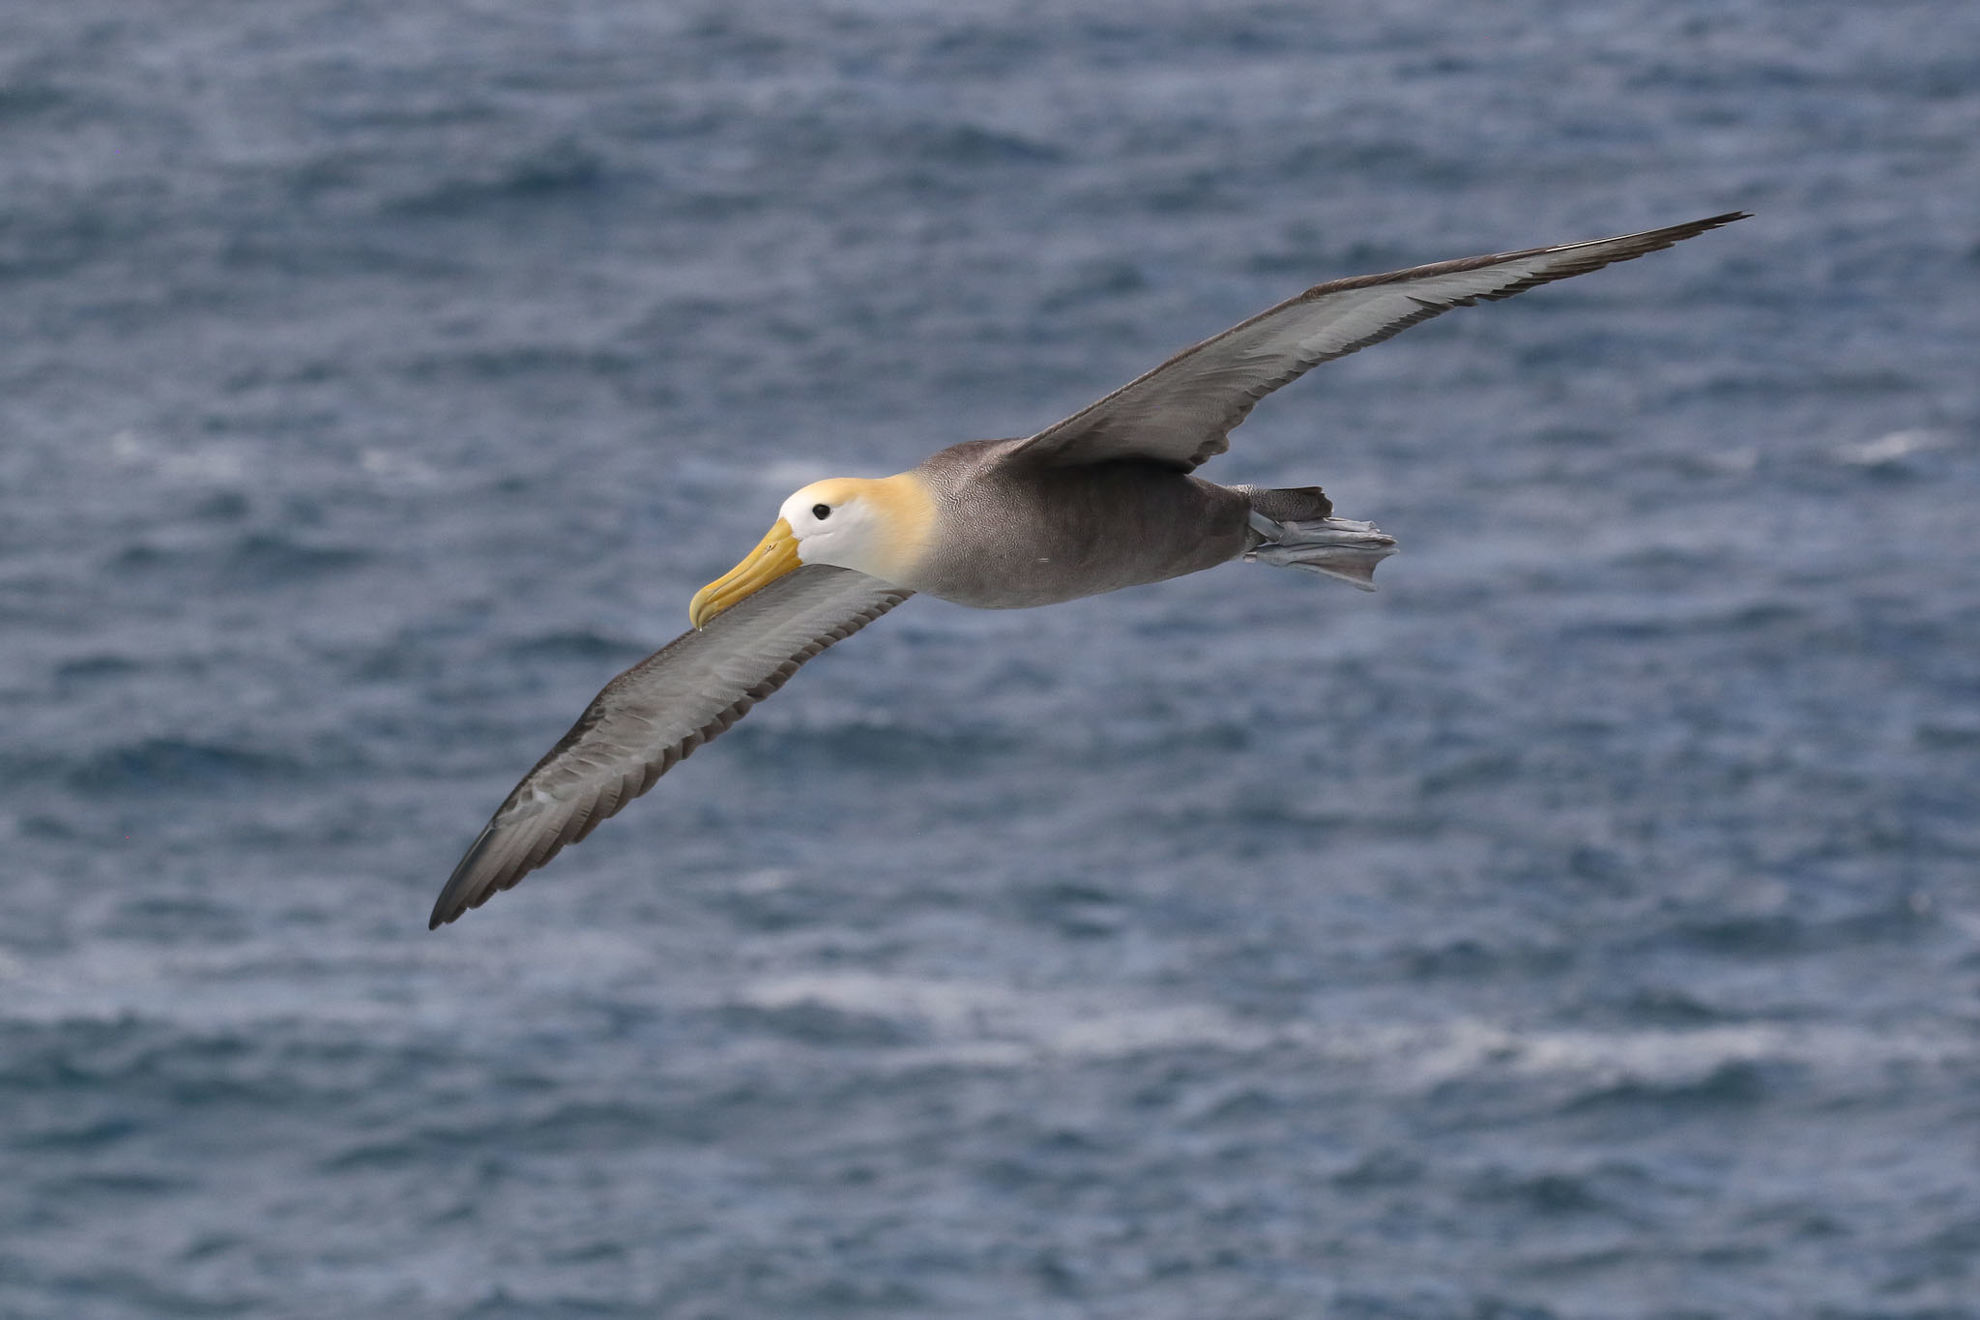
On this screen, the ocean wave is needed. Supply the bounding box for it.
[61,738,306,796]
[108,531,372,589]
[382,137,610,217]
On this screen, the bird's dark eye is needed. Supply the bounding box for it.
[811,503,831,520]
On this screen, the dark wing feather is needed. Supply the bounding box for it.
[430,565,912,928]
[1011,212,1749,472]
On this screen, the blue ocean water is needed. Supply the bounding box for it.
[3,1,1978,1316]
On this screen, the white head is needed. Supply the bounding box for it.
[689,474,935,627]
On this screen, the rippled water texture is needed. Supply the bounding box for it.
[4,2,1978,1316]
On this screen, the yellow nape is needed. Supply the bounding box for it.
[796,471,938,581]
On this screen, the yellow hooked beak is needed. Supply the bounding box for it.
[689,518,801,628]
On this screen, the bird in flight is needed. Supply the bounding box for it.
[431,210,1748,928]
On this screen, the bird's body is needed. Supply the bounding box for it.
[430,211,1748,928]
[906,440,1252,609]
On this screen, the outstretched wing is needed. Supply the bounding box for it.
[1011,212,1749,472]
[431,565,913,927]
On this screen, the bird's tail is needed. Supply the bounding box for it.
[1240,487,1398,591]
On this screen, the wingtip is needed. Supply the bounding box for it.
[428,858,502,931]
[428,818,503,931]
[428,872,499,929]
[427,885,467,931]
[1670,210,1751,236]
[1639,211,1750,244]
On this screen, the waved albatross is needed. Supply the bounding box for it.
[431,211,1747,928]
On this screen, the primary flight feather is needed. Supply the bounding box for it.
[431,211,1747,928]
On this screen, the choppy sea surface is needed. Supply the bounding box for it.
[4,3,1978,1317]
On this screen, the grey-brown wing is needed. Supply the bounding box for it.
[1011,212,1749,472]
[430,565,913,928]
